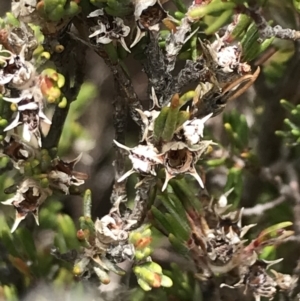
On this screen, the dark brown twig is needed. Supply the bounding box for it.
[42,34,86,150]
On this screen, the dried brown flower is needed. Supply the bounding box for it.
[2,178,51,232]
[48,154,87,194]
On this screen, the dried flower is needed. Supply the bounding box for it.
[181,113,213,146]
[136,87,161,142]
[73,213,134,283]
[11,0,39,24]
[3,91,51,147]
[271,269,298,292]
[131,0,168,47]
[7,23,38,58]
[2,178,51,233]
[187,191,263,277]
[202,35,250,78]
[1,134,35,171]
[159,140,213,191]
[48,154,87,194]
[95,214,129,252]
[221,259,288,301]
[0,47,36,89]
[88,9,131,52]
[192,39,260,118]
[114,141,163,182]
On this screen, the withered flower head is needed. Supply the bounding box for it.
[73,213,133,283]
[202,35,250,77]
[136,108,160,142]
[221,259,285,301]
[7,23,38,58]
[188,200,256,275]
[11,0,39,24]
[136,87,161,142]
[0,46,36,89]
[88,9,131,52]
[95,214,129,252]
[3,91,51,147]
[204,226,244,274]
[271,269,298,292]
[2,178,51,233]
[114,140,163,182]
[159,140,213,191]
[48,154,87,194]
[209,35,243,73]
[131,0,168,47]
[182,113,213,146]
[1,134,35,171]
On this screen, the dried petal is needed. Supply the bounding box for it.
[2,178,51,232]
[0,47,36,89]
[1,134,34,171]
[88,10,131,52]
[114,140,162,181]
[182,113,213,145]
[48,154,87,194]
[131,0,168,47]
[159,140,213,191]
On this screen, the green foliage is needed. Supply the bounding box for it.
[276,99,300,146]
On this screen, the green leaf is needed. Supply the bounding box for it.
[158,195,190,237]
[169,234,189,255]
[165,213,189,241]
[15,228,37,262]
[151,206,174,235]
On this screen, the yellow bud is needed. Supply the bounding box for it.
[58,97,67,108]
[41,52,51,60]
[10,103,17,111]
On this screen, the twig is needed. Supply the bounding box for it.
[243,195,286,216]
[174,58,207,93]
[42,35,86,149]
[142,33,173,105]
[165,16,194,72]
[240,1,300,40]
[127,176,156,231]
[110,93,128,210]
[286,163,300,236]
[98,54,144,129]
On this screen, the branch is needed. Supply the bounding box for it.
[96,53,144,129]
[243,195,286,216]
[110,93,128,210]
[142,33,173,105]
[240,1,300,40]
[42,34,86,150]
[128,176,156,231]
